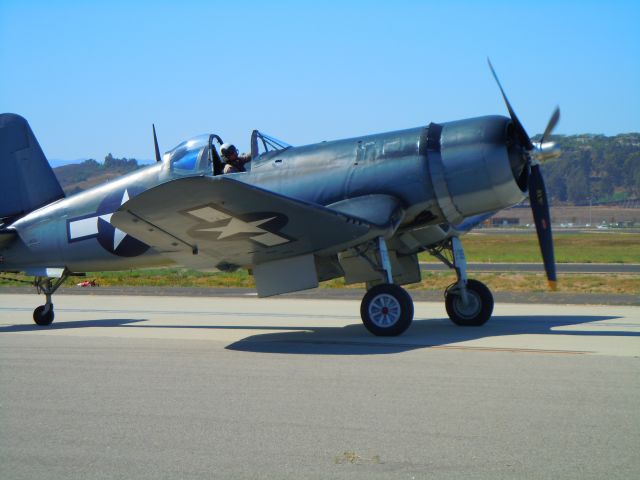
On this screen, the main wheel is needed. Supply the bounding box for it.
[33,305,54,326]
[445,279,493,326]
[360,284,414,336]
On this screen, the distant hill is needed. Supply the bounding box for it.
[49,158,154,168]
[48,158,92,168]
[540,133,640,205]
[52,134,640,205]
[53,154,143,195]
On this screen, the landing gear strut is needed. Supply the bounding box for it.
[33,270,69,326]
[359,237,414,336]
[430,237,494,326]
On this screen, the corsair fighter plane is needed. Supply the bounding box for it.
[0,63,560,336]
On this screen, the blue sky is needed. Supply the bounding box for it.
[1,0,638,162]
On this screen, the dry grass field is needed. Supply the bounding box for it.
[2,233,638,295]
[438,232,640,263]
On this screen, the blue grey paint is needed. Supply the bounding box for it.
[0,114,65,219]
[1,114,526,275]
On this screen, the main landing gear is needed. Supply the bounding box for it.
[32,270,69,326]
[359,238,414,336]
[431,237,494,327]
[358,236,494,337]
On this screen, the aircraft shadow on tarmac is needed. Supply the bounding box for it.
[225,314,638,355]
[0,318,147,332]
[2,315,637,356]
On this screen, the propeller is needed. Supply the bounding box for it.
[540,107,560,144]
[488,60,534,151]
[152,124,162,163]
[488,59,560,290]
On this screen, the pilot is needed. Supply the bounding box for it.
[220,143,251,174]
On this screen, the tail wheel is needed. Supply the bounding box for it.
[360,284,414,336]
[445,279,493,326]
[33,305,54,326]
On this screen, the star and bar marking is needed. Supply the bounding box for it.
[67,189,130,251]
[185,205,291,247]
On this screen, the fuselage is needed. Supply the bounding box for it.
[2,115,527,273]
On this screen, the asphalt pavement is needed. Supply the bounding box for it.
[1,294,639,479]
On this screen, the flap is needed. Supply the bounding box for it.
[111,176,384,269]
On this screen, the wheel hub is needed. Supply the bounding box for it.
[453,291,481,319]
[368,293,401,327]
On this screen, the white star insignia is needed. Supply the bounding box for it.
[187,206,290,247]
[199,216,276,239]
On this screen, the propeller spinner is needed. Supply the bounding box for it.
[488,59,560,290]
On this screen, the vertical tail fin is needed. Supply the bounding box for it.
[0,113,65,221]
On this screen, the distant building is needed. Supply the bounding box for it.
[491,217,520,226]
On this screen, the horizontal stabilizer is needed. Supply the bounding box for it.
[111,176,384,268]
[0,114,65,221]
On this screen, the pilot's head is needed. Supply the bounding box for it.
[220,143,238,162]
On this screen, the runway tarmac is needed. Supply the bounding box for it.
[1,294,639,479]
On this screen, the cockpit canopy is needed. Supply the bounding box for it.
[164,135,211,174]
[163,130,291,176]
[250,130,291,158]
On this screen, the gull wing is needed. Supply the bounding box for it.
[111,176,393,270]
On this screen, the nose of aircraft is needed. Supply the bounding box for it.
[435,114,527,219]
[506,122,531,192]
[488,59,560,289]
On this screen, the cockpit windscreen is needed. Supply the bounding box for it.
[164,135,210,173]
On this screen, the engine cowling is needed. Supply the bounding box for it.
[425,115,528,224]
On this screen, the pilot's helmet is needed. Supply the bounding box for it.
[220,143,238,160]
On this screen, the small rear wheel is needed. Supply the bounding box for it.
[33,305,54,326]
[360,284,414,336]
[445,279,493,326]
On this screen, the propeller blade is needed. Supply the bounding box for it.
[528,164,557,290]
[487,59,534,150]
[540,107,560,144]
[152,124,162,163]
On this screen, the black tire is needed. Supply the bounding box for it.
[360,284,414,336]
[445,279,493,326]
[33,305,54,326]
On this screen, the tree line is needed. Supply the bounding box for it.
[542,133,640,204]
